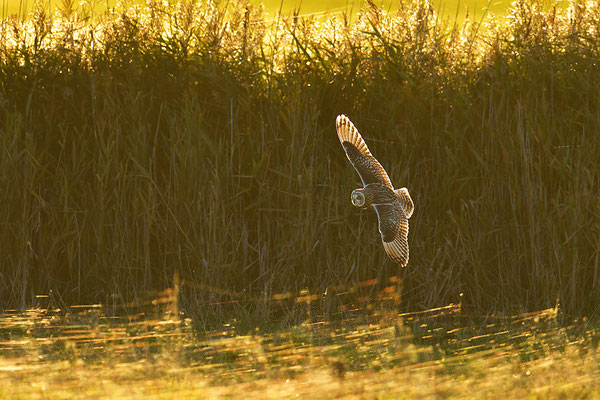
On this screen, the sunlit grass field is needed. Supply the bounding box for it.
[2,297,599,399]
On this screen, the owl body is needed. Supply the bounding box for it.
[352,183,396,208]
[335,115,414,266]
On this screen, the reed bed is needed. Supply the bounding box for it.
[0,0,599,322]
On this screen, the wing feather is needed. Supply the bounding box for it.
[336,115,393,188]
[373,203,410,267]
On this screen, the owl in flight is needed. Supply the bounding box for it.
[335,115,414,267]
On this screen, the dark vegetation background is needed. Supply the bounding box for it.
[0,0,599,322]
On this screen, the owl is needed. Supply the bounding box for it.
[335,115,414,266]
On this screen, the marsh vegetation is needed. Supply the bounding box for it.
[2,0,599,319]
[1,0,600,395]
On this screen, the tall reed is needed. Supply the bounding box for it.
[0,0,599,321]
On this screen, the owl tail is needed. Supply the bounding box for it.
[394,188,414,219]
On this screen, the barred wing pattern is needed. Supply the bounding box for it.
[372,203,410,267]
[394,187,414,219]
[335,115,393,188]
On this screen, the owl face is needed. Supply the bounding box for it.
[351,189,366,208]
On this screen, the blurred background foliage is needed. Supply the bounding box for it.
[2,0,520,21]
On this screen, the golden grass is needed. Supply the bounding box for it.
[1,304,599,399]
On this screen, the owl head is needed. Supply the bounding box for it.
[351,189,366,208]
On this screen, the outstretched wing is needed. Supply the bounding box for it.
[372,203,410,267]
[336,115,393,188]
[394,187,414,219]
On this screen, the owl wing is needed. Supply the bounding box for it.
[394,187,414,219]
[336,115,393,188]
[372,203,409,267]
